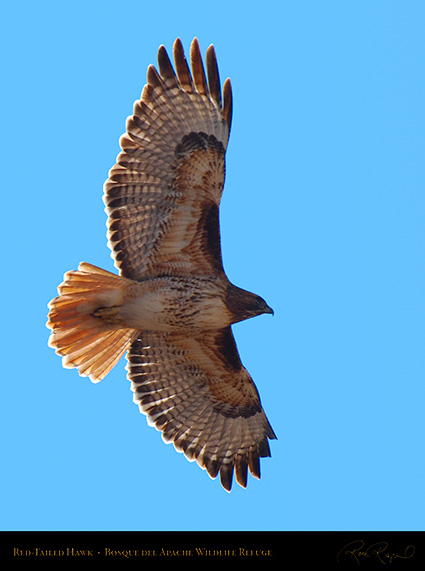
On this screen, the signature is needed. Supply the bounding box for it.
[337,539,415,566]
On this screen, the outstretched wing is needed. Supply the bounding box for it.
[127,329,276,491]
[104,38,233,281]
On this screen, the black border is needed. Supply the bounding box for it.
[1,531,423,567]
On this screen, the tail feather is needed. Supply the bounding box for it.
[47,262,138,383]
[63,328,137,380]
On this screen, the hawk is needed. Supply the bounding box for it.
[47,38,276,491]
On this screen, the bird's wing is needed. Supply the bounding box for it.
[127,329,276,491]
[104,38,232,280]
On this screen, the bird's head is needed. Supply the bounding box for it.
[226,284,274,324]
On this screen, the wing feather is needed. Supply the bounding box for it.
[146,64,164,90]
[157,45,179,87]
[190,37,209,96]
[173,38,195,92]
[127,329,276,491]
[206,44,222,109]
[222,78,233,131]
[104,38,232,280]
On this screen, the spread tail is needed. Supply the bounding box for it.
[47,262,138,382]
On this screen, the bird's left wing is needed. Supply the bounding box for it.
[104,38,233,281]
[127,329,276,491]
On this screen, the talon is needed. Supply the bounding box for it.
[91,306,120,319]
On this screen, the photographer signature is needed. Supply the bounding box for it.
[337,539,415,565]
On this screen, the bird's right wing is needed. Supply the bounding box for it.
[127,329,276,492]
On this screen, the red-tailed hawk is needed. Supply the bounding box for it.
[47,38,276,491]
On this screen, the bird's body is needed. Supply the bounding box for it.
[47,38,275,491]
[118,275,232,332]
[80,271,268,333]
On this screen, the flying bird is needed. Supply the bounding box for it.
[47,38,276,491]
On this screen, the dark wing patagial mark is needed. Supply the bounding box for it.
[199,202,223,272]
[173,131,226,273]
[214,326,243,371]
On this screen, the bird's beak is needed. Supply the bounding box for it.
[264,304,274,316]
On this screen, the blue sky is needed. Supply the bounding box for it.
[1,0,424,532]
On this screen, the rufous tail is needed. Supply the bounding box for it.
[47,262,138,383]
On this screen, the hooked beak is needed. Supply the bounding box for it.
[264,304,274,316]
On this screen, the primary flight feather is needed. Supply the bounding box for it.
[47,38,276,492]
